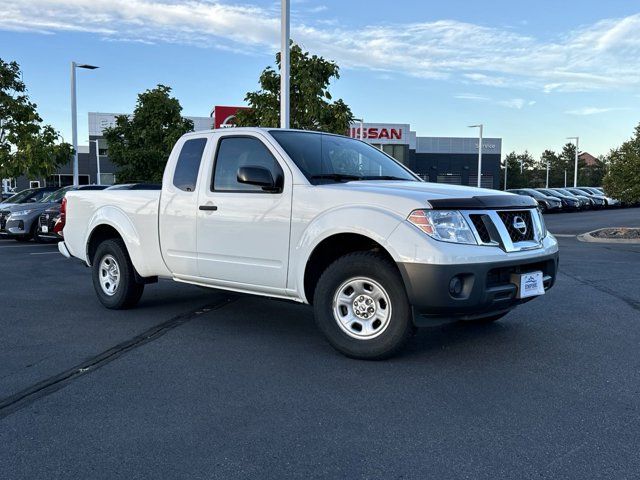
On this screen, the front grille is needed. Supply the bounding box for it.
[0,210,9,231]
[39,211,59,232]
[497,210,534,242]
[469,214,492,243]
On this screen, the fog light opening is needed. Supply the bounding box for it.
[449,276,464,297]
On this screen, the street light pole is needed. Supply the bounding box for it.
[545,161,550,188]
[70,62,98,186]
[567,136,579,187]
[280,0,290,129]
[70,62,78,187]
[468,124,483,188]
[352,118,364,140]
[503,155,507,190]
[94,139,102,185]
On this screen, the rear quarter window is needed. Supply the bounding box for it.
[173,138,208,192]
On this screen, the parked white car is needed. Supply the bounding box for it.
[59,128,559,359]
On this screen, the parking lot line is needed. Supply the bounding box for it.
[30,252,60,255]
[0,243,54,249]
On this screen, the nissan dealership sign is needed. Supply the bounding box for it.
[348,123,410,145]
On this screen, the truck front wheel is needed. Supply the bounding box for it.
[313,251,413,360]
[92,239,144,309]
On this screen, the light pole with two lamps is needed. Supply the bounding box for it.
[566,136,579,188]
[71,61,98,186]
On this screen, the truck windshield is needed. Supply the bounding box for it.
[270,130,418,185]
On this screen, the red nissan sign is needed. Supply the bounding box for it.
[349,127,404,140]
[348,123,410,144]
[213,105,249,129]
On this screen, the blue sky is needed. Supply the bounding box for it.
[2,0,639,158]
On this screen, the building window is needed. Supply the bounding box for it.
[98,148,108,156]
[468,174,494,189]
[46,174,90,187]
[382,144,406,164]
[437,174,462,185]
[99,173,116,185]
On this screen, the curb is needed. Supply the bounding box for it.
[577,228,640,244]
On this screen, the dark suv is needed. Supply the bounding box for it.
[507,189,562,213]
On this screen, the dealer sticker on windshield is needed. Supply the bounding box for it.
[511,271,545,298]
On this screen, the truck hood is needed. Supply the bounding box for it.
[321,180,513,202]
[4,202,56,213]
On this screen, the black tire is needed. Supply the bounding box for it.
[313,251,414,360]
[15,222,37,242]
[461,312,509,324]
[92,238,144,309]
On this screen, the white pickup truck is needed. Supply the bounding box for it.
[60,128,558,359]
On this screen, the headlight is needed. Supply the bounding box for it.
[534,209,547,238]
[407,210,477,245]
[9,209,34,217]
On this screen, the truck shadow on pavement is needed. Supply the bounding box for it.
[195,293,522,362]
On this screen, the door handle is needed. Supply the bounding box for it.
[199,205,218,211]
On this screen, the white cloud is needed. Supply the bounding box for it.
[498,98,525,109]
[454,93,490,102]
[565,107,630,115]
[456,95,535,109]
[2,1,640,92]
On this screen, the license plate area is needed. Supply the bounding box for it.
[510,271,545,298]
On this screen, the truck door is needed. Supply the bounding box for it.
[196,133,292,291]
[159,136,209,276]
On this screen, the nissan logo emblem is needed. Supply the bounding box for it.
[512,216,527,235]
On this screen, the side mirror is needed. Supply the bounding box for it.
[237,166,280,192]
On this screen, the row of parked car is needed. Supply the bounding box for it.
[0,183,619,244]
[0,184,160,243]
[506,187,622,213]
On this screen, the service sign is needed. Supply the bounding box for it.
[348,123,410,145]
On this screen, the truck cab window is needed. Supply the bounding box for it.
[173,138,207,192]
[212,137,284,192]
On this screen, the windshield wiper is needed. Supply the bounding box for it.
[359,175,411,181]
[310,174,363,182]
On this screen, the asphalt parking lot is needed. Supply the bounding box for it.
[1,208,639,479]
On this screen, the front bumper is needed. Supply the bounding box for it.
[397,251,559,324]
[4,217,31,237]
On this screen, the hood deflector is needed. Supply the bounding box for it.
[428,195,537,210]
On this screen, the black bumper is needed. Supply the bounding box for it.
[397,252,559,324]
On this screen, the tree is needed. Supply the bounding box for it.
[104,85,193,183]
[556,142,592,187]
[0,58,72,180]
[603,123,640,203]
[539,149,559,187]
[579,155,606,187]
[234,43,353,134]
[501,151,537,189]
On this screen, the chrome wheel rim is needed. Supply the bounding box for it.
[99,254,120,296]
[332,277,392,340]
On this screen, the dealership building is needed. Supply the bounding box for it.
[7,110,502,191]
[347,123,502,189]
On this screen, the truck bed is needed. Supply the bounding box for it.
[64,190,170,278]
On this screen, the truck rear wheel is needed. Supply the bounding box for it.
[313,251,413,360]
[92,239,144,309]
